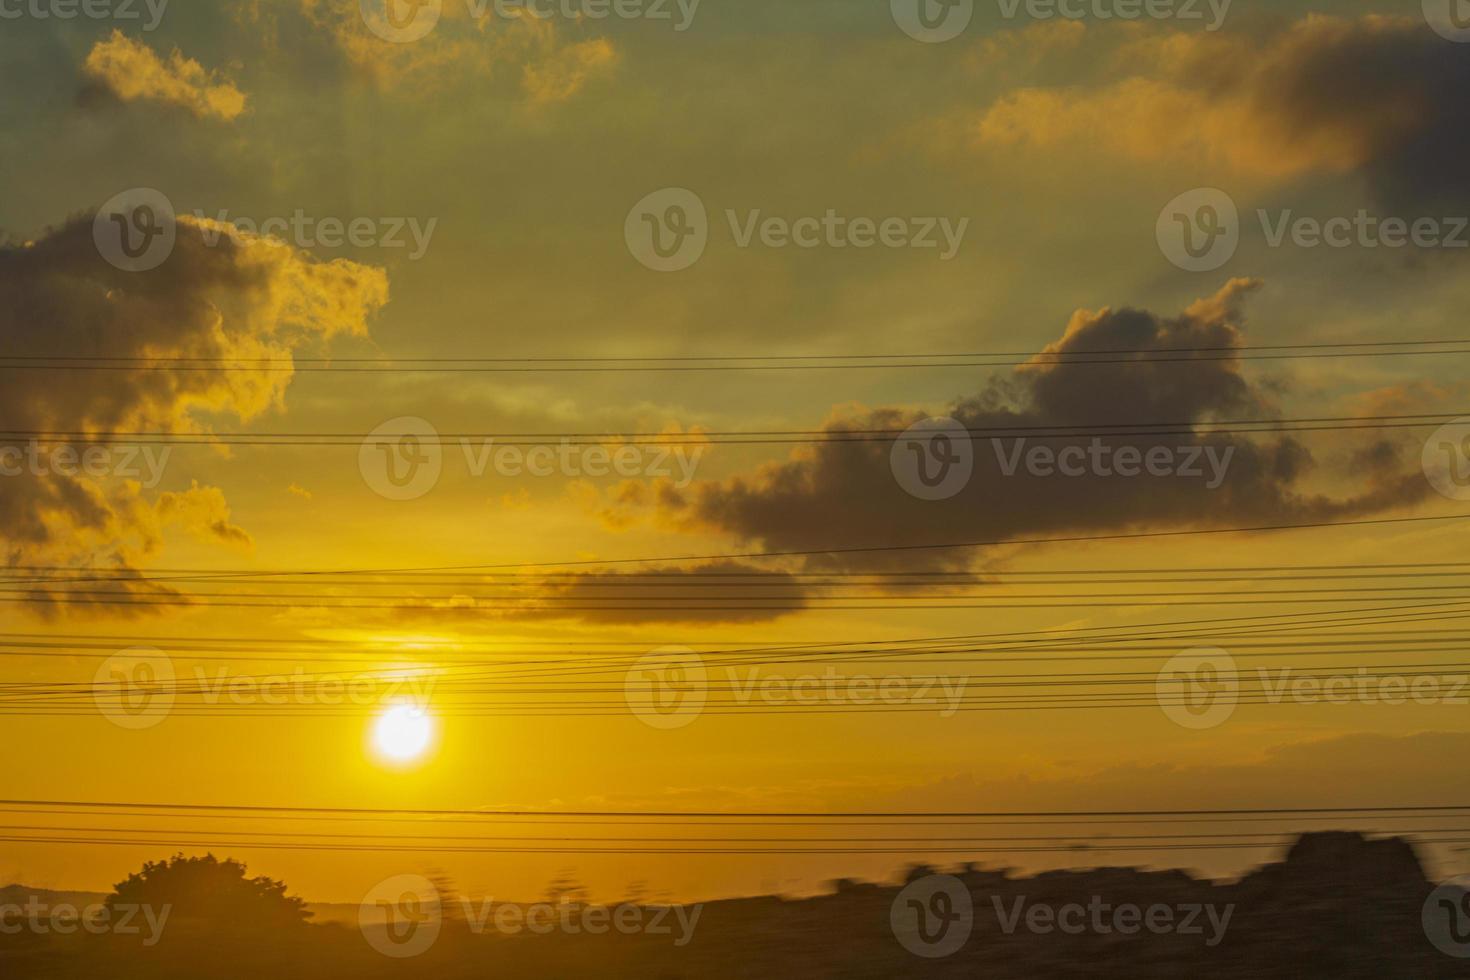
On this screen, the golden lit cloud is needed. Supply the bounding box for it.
[153,481,255,551]
[83,30,248,121]
[521,37,619,105]
[299,0,617,102]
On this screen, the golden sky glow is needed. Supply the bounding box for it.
[3,0,1470,907]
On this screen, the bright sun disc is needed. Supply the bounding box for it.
[373,704,434,763]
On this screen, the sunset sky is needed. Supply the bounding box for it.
[4,0,1470,905]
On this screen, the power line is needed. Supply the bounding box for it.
[2,824,1462,845]
[3,342,1470,373]
[0,413,1462,445]
[7,834,1453,854]
[2,805,1458,822]
[7,584,1470,602]
[5,595,1467,611]
[0,512,1461,585]
[10,558,1470,580]
[6,339,1467,363]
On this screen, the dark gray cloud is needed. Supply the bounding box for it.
[1250,15,1470,211]
[0,208,387,614]
[661,279,1429,571]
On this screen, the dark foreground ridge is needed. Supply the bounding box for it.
[2,832,1468,978]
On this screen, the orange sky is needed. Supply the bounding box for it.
[4,0,1470,905]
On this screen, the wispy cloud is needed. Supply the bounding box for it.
[84,30,248,121]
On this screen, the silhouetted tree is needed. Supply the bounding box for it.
[903,863,938,884]
[107,854,310,929]
[544,868,588,907]
[425,868,464,923]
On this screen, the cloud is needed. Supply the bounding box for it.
[154,482,254,551]
[972,20,1087,76]
[299,0,617,103]
[974,14,1470,207]
[652,279,1429,572]
[83,31,248,121]
[521,37,619,105]
[537,561,808,625]
[290,561,810,630]
[0,208,388,615]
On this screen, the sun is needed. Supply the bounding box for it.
[372,704,435,765]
